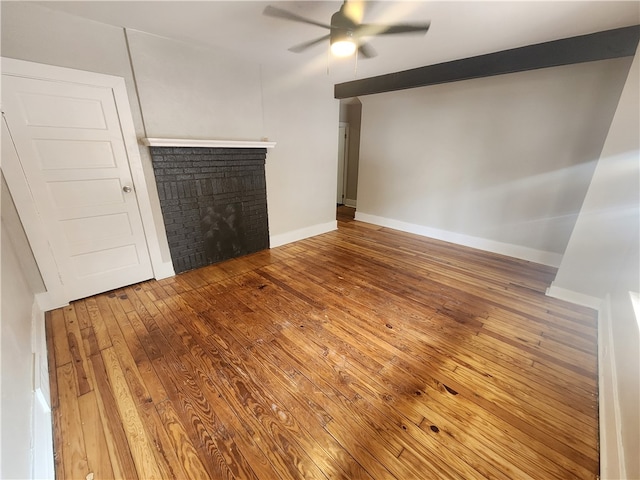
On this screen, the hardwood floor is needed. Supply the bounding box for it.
[46,219,599,479]
[336,205,356,223]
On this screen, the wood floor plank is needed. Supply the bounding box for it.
[154,399,211,480]
[50,308,72,367]
[46,218,599,480]
[95,295,153,405]
[84,297,112,351]
[80,326,101,357]
[73,299,92,330]
[56,363,89,479]
[88,352,139,480]
[78,391,115,479]
[149,354,227,479]
[170,353,262,480]
[117,308,168,404]
[125,284,189,358]
[176,350,290,480]
[136,400,191,480]
[63,304,94,395]
[101,347,164,479]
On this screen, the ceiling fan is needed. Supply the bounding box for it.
[263,1,431,58]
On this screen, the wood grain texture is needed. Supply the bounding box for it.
[47,218,599,479]
[56,363,89,478]
[101,347,165,479]
[78,391,114,479]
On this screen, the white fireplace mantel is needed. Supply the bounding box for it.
[142,138,276,149]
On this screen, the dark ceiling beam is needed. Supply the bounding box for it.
[334,25,640,99]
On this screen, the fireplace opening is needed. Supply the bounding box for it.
[149,146,269,274]
[202,202,244,263]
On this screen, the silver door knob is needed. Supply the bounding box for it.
[123,185,133,193]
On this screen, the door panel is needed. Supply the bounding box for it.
[16,91,108,129]
[48,178,124,210]
[72,244,140,278]
[61,213,132,246]
[2,74,153,302]
[33,139,116,170]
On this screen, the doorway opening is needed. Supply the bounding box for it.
[336,97,362,222]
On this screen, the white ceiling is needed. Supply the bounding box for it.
[36,1,640,82]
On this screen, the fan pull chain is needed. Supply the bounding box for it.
[354,47,359,77]
[327,45,331,76]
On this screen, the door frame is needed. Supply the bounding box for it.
[1,57,172,310]
[337,122,350,205]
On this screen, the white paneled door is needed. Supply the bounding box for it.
[2,67,154,305]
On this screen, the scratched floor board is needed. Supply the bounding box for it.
[46,219,599,479]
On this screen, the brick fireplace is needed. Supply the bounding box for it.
[146,139,274,274]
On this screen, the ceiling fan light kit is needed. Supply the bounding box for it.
[331,32,357,57]
[263,1,430,59]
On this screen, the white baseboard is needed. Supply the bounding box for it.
[545,284,603,310]
[35,290,69,312]
[343,198,357,208]
[31,302,50,409]
[354,212,562,267]
[597,294,626,480]
[153,260,175,280]
[35,260,174,310]
[270,221,337,248]
[31,300,55,480]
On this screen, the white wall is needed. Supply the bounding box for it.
[261,63,339,245]
[125,30,264,140]
[550,50,639,479]
[1,1,339,249]
[356,58,631,264]
[1,174,47,479]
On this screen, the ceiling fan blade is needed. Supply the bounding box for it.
[263,5,331,30]
[356,22,431,37]
[288,34,331,53]
[343,0,365,24]
[358,42,377,59]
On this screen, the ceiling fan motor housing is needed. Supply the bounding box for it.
[263,2,430,58]
[330,6,357,45]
